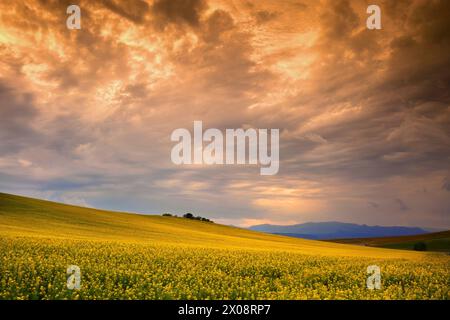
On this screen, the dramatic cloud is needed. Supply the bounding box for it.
[0,0,449,228]
[102,0,150,24]
[152,0,207,27]
[443,177,450,192]
[0,81,40,154]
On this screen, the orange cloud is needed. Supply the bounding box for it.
[0,0,449,228]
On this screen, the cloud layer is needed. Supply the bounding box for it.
[0,0,449,228]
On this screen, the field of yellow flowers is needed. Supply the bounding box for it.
[0,193,449,300]
[1,236,448,300]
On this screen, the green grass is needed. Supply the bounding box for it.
[329,231,450,252]
[381,238,450,252]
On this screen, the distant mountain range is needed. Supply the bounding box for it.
[248,222,432,240]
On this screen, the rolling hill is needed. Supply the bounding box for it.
[0,192,427,259]
[328,230,450,252]
[1,192,449,300]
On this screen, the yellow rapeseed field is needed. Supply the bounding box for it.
[0,193,449,300]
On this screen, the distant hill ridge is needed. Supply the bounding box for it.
[249,221,430,240]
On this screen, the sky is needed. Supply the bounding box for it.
[0,0,449,228]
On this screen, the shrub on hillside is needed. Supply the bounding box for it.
[413,242,427,251]
[183,213,213,223]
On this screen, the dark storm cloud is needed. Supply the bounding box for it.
[442,177,450,192]
[101,0,150,24]
[272,0,450,183]
[152,0,207,27]
[254,11,279,25]
[0,81,40,154]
